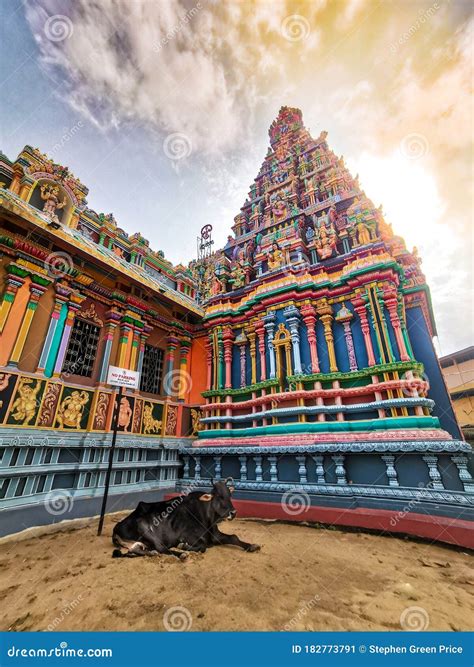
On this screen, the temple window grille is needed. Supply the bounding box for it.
[62,318,101,378]
[140,344,164,395]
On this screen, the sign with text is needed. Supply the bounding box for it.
[106,366,140,389]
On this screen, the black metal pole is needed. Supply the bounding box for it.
[97,385,123,536]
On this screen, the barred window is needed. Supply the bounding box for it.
[140,344,164,395]
[62,317,101,378]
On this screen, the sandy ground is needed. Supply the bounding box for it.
[0,515,472,632]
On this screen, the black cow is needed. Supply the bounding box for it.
[112,478,260,559]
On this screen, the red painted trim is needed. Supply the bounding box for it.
[165,494,474,549]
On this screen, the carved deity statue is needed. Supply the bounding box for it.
[56,390,89,429]
[118,396,133,432]
[40,183,67,221]
[230,262,245,289]
[315,220,338,260]
[268,242,285,270]
[143,403,162,434]
[355,220,372,246]
[10,378,42,426]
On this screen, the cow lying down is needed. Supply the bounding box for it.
[112,478,261,559]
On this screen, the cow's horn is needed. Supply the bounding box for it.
[224,477,234,486]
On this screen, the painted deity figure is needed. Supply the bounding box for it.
[268,242,285,270]
[41,186,66,218]
[355,220,372,246]
[56,390,89,429]
[143,403,162,434]
[315,220,338,260]
[118,397,133,432]
[230,262,245,289]
[10,378,42,425]
[40,183,67,221]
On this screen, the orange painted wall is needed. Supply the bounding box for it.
[188,333,207,405]
[19,284,54,372]
[0,277,31,366]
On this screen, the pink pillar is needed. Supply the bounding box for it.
[384,287,410,362]
[301,304,320,373]
[353,296,376,367]
[223,327,234,389]
[255,320,266,381]
[205,336,213,390]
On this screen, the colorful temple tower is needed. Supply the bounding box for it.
[0,108,472,545]
[181,107,473,544]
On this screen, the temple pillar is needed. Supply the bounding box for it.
[136,324,153,378]
[52,293,86,377]
[335,303,358,371]
[8,282,49,366]
[98,310,122,382]
[353,295,376,367]
[247,328,257,385]
[383,287,411,362]
[178,337,192,401]
[9,165,23,195]
[235,330,248,388]
[216,327,224,390]
[317,301,338,372]
[37,284,71,374]
[116,321,133,368]
[300,303,320,373]
[262,312,276,379]
[0,273,26,334]
[284,304,302,374]
[205,335,213,390]
[164,334,179,396]
[222,327,234,389]
[129,325,142,372]
[254,319,267,381]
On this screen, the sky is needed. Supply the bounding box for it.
[0,0,472,355]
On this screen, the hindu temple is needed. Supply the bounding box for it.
[0,107,472,546]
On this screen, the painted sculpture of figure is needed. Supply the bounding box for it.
[56,390,89,429]
[355,220,372,246]
[10,378,42,426]
[230,261,245,289]
[118,396,133,432]
[142,403,162,434]
[40,183,67,221]
[268,242,285,270]
[315,221,338,260]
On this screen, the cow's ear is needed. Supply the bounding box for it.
[199,493,213,502]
